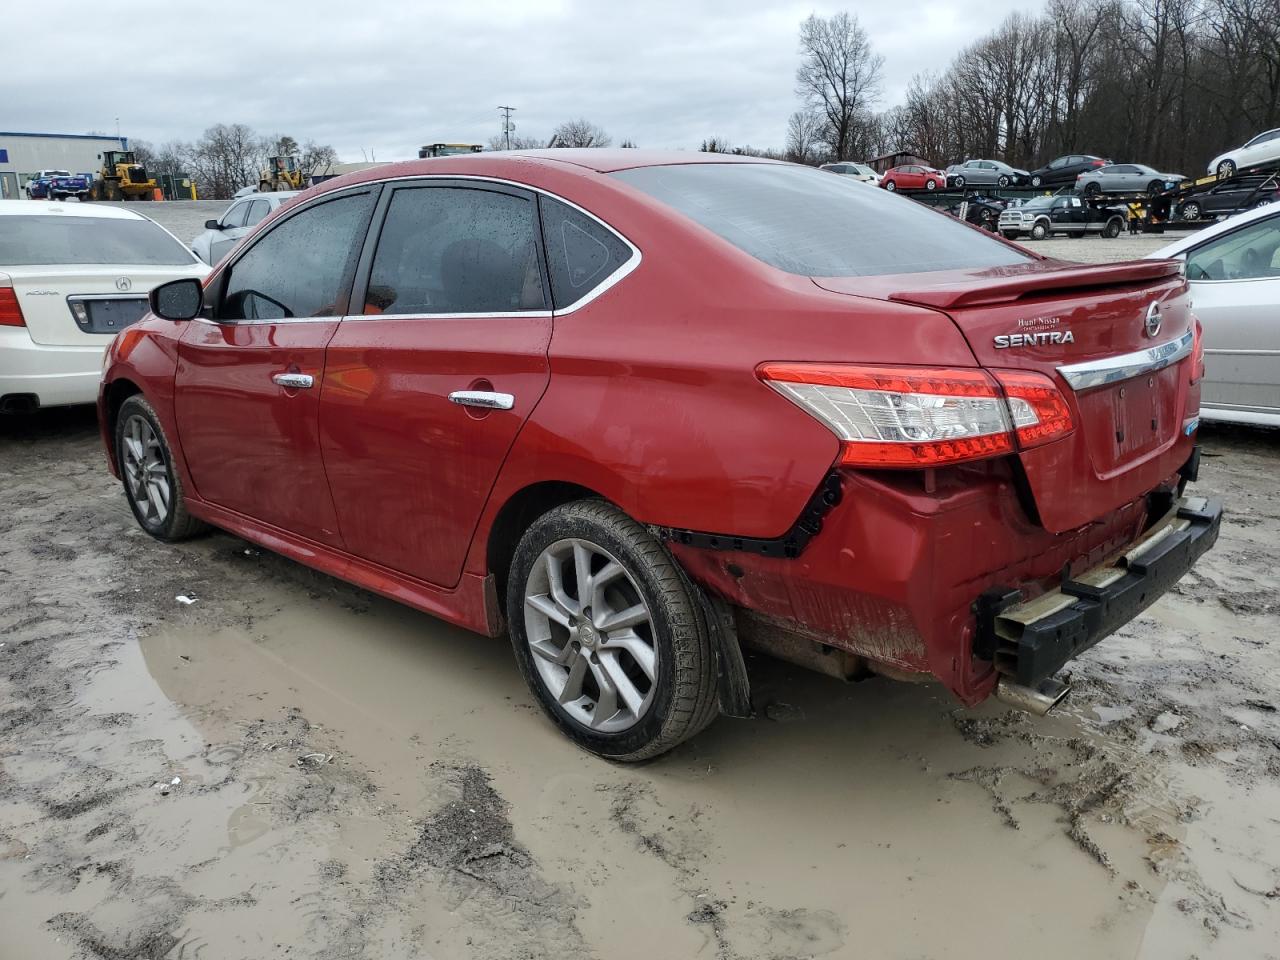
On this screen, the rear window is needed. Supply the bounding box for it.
[0,215,194,266]
[614,163,1030,277]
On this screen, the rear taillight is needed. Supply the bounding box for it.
[991,370,1073,448]
[759,363,1073,468]
[1091,159,1105,167]
[1190,315,1205,383]
[0,287,25,327]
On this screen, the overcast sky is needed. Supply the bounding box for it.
[4,0,1028,161]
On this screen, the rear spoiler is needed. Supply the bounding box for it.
[886,259,1183,309]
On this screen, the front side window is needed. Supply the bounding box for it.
[1187,216,1280,281]
[244,199,270,227]
[0,215,194,266]
[539,196,634,309]
[364,186,544,316]
[221,202,249,228]
[614,163,1031,277]
[221,191,374,321]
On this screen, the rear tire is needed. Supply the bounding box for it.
[1180,201,1202,222]
[1217,159,1236,178]
[115,395,208,542]
[1030,175,1042,188]
[1102,218,1122,238]
[1084,182,1101,196]
[507,500,719,761]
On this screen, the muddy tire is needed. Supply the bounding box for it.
[115,395,208,542]
[507,500,719,761]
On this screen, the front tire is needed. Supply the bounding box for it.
[884,180,897,192]
[507,500,719,761]
[1030,221,1049,240]
[953,175,966,189]
[115,395,207,542]
[997,175,1010,187]
[925,178,937,191]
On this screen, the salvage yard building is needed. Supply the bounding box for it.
[0,131,129,200]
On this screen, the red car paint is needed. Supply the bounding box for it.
[100,150,1208,707]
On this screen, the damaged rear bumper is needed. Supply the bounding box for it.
[976,496,1222,687]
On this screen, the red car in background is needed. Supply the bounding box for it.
[100,151,1219,761]
[880,163,946,192]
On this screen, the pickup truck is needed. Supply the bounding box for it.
[25,170,92,201]
[999,195,1125,240]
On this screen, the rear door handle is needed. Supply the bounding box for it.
[273,372,314,389]
[449,390,514,411]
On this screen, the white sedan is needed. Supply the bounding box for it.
[0,201,209,412]
[190,191,297,265]
[1148,202,1280,427]
[1208,128,1280,178]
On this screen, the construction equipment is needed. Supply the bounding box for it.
[90,151,157,201]
[258,156,305,193]
[417,143,483,159]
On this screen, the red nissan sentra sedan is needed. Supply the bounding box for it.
[100,151,1220,760]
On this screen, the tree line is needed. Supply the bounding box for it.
[133,126,339,199]
[785,0,1280,173]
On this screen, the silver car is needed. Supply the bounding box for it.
[945,159,1028,188]
[1075,163,1184,196]
[190,191,298,265]
[1147,203,1280,427]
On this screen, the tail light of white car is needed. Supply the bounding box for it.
[758,363,1074,468]
[0,287,27,327]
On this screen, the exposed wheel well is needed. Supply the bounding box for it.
[102,379,143,459]
[486,481,603,596]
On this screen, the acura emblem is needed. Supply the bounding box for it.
[115,277,132,292]
[1144,301,1162,338]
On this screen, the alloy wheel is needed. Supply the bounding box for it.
[121,414,171,526]
[523,538,658,733]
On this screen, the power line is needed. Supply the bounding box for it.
[497,106,517,150]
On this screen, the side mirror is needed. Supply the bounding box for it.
[205,219,223,230]
[150,278,204,321]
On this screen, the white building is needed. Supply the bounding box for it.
[0,131,129,199]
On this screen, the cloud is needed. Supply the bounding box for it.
[4,0,1028,160]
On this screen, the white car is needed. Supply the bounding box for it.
[190,191,297,265]
[820,162,880,184]
[0,201,209,412]
[1148,203,1280,427]
[1208,128,1280,178]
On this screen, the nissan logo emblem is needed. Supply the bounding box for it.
[115,277,132,292]
[1144,301,1162,338]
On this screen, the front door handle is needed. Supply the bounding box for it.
[273,372,314,389]
[449,390,514,411]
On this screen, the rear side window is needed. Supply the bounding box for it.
[364,186,545,315]
[539,196,634,309]
[0,215,193,266]
[614,163,1030,277]
[221,192,374,321]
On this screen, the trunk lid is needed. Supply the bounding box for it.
[814,259,1198,533]
[2,264,204,346]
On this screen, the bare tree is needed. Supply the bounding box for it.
[700,136,732,153]
[549,119,612,148]
[298,140,339,180]
[182,124,268,198]
[785,110,826,163]
[486,134,546,150]
[796,12,885,160]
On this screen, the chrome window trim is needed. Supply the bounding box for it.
[210,173,641,324]
[1057,330,1194,391]
[344,173,642,317]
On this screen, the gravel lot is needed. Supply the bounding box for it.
[2,201,1277,960]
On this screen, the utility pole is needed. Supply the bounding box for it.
[497,106,516,150]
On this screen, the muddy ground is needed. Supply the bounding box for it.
[2,398,1279,959]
